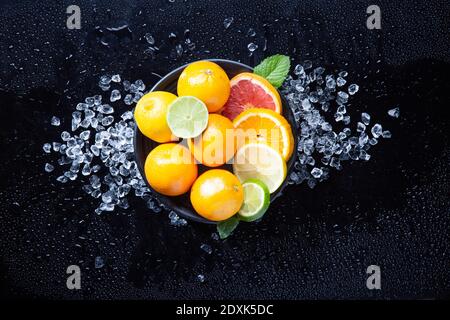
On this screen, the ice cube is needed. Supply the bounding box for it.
[144,33,155,45]
[387,107,400,118]
[43,143,52,153]
[44,163,54,172]
[382,130,392,138]
[357,122,366,132]
[361,112,371,125]
[200,244,212,254]
[348,84,359,95]
[80,130,90,140]
[247,42,258,53]
[371,124,383,138]
[110,90,121,102]
[336,77,346,87]
[111,74,121,83]
[98,104,114,114]
[124,94,133,105]
[223,17,234,29]
[95,256,105,269]
[51,116,61,126]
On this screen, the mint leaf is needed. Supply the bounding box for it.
[253,54,290,88]
[217,216,239,239]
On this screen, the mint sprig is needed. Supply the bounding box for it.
[253,54,290,88]
[217,216,239,239]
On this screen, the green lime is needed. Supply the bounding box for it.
[166,96,209,138]
[238,179,270,222]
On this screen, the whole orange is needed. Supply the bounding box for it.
[190,169,244,221]
[134,91,178,143]
[187,114,236,167]
[177,61,230,112]
[144,143,197,196]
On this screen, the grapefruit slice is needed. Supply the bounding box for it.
[221,72,282,121]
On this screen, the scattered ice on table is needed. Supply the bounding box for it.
[348,83,359,95]
[52,142,61,152]
[123,80,131,91]
[124,94,133,105]
[200,244,212,254]
[294,64,304,75]
[387,107,400,118]
[98,104,114,114]
[144,33,155,45]
[211,233,219,241]
[42,143,52,153]
[336,77,346,87]
[223,17,234,29]
[282,61,396,188]
[79,130,90,140]
[382,130,392,138]
[44,163,54,172]
[361,112,371,125]
[185,38,196,51]
[51,116,61,126]
[95,256,105,269]
[44,75,162,215]
[311,168,323,178]
[197,274,205,283]
[303,60,312,70]
[168,211,187,226]
[134,79,146,92]
[98,75,111,91]
[247,28,256,37]
[247,42,258,54]
[175,44,183,57]
[371,124,383,138]
[111,74,121,83]
[56,175,68,183]
[357,122,366,132]
[110,89,121,102]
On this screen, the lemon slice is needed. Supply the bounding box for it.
[233,143,287,193]
[238,179,270,222]
[167,96,209,138]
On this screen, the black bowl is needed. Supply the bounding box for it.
[134,59,298,224]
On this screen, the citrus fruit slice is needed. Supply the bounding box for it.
[221,72,282,120]
[238,179,270,222]
[190,169,244,221]
[177,61,231,112]
[167,96,209,139]
[233,143,287,194]
[134,91,178,143]
[233,108,294,160]
[144,143,197,196]
[187,114,236,167]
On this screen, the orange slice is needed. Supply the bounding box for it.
[233,108,294,161]
[221,72,282,121]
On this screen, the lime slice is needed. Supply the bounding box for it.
[238,179,270,222]
[233,143,287,193]
[167,96,209,138]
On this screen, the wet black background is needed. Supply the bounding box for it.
[0,0,449,299]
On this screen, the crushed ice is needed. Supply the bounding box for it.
[43,75,165,216]
[281,61,396,188]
